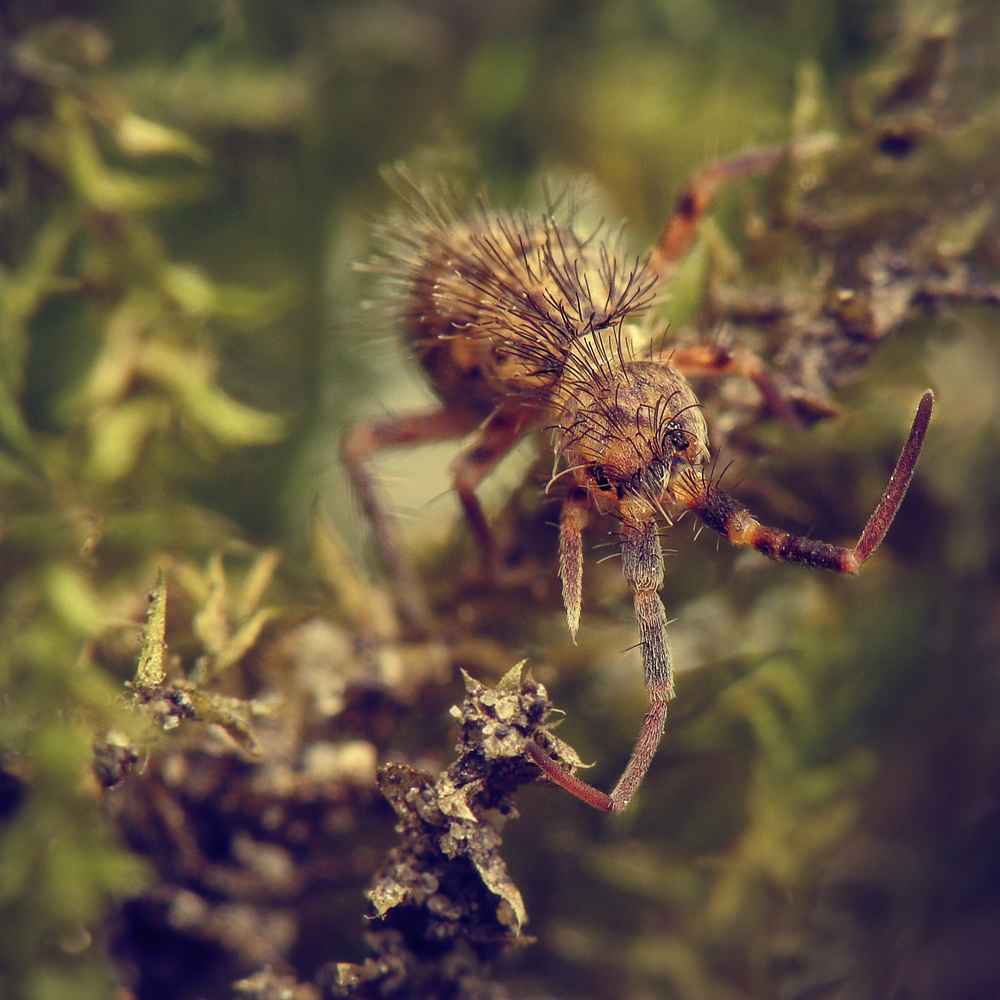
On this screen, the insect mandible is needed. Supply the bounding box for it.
[343,141,934,812]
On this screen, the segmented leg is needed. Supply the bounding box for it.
[648,134,836,284]
[675,390,935,572]
[647,137,839,425]
[666,343,798,424]
[451,406,536,572]
[342,407,484,629]
[529,518,674,813]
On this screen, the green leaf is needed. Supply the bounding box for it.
[134,569,167,692]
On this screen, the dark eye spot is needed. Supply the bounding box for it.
[668,427,689,452]
[588,464,613,492]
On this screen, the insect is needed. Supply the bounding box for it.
[343,142,934,813]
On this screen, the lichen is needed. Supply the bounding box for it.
[331,663,581,997]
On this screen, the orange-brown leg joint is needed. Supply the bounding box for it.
[675,469,860,573]
[676,390,934,576]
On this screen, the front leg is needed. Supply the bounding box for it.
[528,517,673,813]
[665,342,801,426]
[648,135,835,285]
[675,390,934,572]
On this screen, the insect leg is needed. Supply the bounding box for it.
[451,406,535,573]
[675,390,934,572]
[665,342,799,425]
[559,489,590,641]
[609,519,674,811]
[342,407,483,629]
[648,135,835,285]
[526,517,673,813]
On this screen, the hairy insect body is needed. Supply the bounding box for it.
[347,160,933,813]
[400,225,530,417]
[553,355,709,522]
[385,186,708,525]
[382,181,654,414]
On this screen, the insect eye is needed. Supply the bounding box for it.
[588,464,613,492]
[668,427,689,452]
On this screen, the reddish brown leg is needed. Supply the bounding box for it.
[648,135,835,283]
[675,390,934,572]
[666,342,798,425]
[645,137,837,423]
[451,406,535,573]
[528,517,674,813]
[342,407,483,629]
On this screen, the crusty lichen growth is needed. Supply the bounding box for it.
[331,662,582,997]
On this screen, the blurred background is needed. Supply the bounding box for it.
[2,0,1000,998]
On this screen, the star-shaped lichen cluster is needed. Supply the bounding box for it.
[330,662,584,997]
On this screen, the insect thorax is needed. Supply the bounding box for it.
[551,348,710,516]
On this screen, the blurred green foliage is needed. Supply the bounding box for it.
[0,12,293,999]
[1,0,1000,999]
